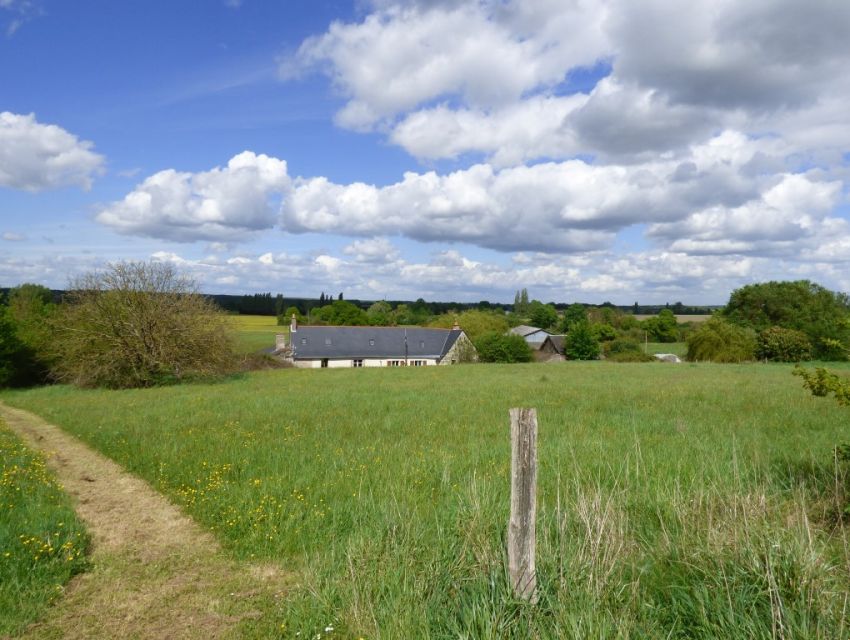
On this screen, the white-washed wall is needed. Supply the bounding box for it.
[294,358,438,368]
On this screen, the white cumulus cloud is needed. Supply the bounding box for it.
[96,151,290,242]
[0,112,104,192]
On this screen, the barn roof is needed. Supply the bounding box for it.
[290,326,464,360]
[544,334,565,353]
[509,325,545,337]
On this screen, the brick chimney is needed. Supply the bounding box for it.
[290,313,298,333]
[452,317,460,331]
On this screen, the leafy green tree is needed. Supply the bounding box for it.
[474,332,533,363]
[564,320,599,360]
[277,306,304,326]
[642,308,679,343]
[311,300,367,326]
[5,284,56,384]
[528,300,558,330]
[428,309,509,342]
[392,304,415,325]
[366,301,393,326]
[686,316,756,363]
[513,289,530,316]
[0,307,27,387]
[723,280,850,359]
[756,327,812,362]
[592,323,617,342]
[560,303,587,333]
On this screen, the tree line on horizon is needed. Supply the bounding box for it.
[2,262,848,389]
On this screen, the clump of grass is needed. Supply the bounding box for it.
[0,420,89,636]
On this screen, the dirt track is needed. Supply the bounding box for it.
[0,402,288,640]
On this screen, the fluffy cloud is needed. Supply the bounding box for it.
[342,237,401,262]
[91,0,850,300]
[96,151,289,242]
[0,112,104,191]
[289,0,609,129]
[390,94,588,167]
[287,0,850,169]
[283,131,823,254]
[285,162,618,252]
[98,129,849,263]
[649,174,843,257]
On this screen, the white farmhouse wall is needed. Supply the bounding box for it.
[294,357,438,368]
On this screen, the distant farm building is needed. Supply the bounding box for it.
[509,325,551,348]
[509,325,566,361]
[537,334,566,362]
[276,316,476,368]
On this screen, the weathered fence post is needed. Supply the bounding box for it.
[508,407,538,603]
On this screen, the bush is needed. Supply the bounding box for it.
[686,316,756,363]
[474,332,533,363]
[51,261,236,388]
[429,310,509,342]
[794,366,850,519]
[606,350,655,362]
[0,307,26,387]
[642,309,679,343]
[794,366,850,405]
[4,284,56,385]
[564,320,600,360]
[592,323,617,342]
[756,326,812,362]
[603,338,654,362]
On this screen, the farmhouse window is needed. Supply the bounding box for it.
[412,360,425,366]
[419,341,425,349]
[369,338,375,346]
[325,338,332,345]
[353,359,364,367]
[388,360,402,367]
[301,338,307,345]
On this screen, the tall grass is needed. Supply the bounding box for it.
[3,362,849,637]
[0,420,89,636]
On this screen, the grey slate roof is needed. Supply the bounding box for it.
[291,326,463,360]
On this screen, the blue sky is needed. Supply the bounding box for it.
[2,1,849,304]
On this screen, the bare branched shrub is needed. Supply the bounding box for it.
[51,261,235,388]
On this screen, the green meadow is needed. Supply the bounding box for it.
[3,362,850,638]
[228,314,285,354]
[0,421,89,636]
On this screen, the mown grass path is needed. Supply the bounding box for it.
[0,402,290,640]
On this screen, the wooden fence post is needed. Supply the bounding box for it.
[508,407,538,602]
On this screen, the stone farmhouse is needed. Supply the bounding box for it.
[276,316,476,368]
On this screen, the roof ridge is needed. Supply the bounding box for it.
[298,324,451,331]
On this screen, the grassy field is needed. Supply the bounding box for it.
[634,314,711,323]
[228,314,284,354]
[0,420,89,636]
[3,362,850,638]
[645,341,688,357]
